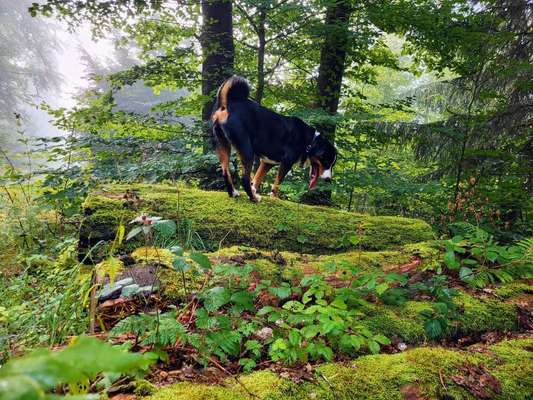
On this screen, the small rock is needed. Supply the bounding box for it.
[121,284,140,297]
[254,327,273,341]
[98,284,123,302]
[138,285,158,296]
[115,277,134,287]
[397,342,407,351]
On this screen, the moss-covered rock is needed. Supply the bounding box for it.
[79,184,434,258]
[147,338,533,400]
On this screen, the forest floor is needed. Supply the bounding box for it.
[80,184,532,400]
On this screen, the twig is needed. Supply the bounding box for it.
[439,368,447,391]
[317,370,339,400]
[208,356,260,399]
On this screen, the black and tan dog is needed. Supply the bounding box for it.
[211,75,337,202]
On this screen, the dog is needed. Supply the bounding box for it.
[211,75,337,203]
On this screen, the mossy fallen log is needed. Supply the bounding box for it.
[147,339,533,400]
[79,184,434,258]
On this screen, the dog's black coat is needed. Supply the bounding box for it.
[211,76,336,202]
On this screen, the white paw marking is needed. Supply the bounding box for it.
[254,194,262,203]
[232,190,240,197]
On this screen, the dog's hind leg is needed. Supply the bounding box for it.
[215,135,239,198]
[238,150,261,203]
[252,160,273,194]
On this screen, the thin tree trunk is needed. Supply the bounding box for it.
[347,159,358,211]
[201,0,235,153]
[255,9,267,104]
[315,0,352,142]
[303,0,351,205]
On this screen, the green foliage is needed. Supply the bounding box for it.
[0,336,154,399]
[111,311,186,349]
[441,224,532,288]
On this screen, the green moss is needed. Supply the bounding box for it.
[360,301,428,344]
[147,339,533,400]
[135,379,157,396]
[493,281,533,299]
[359,292,520,344]
[80,184,435,255]
[455,292,518,335]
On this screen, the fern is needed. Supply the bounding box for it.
[142,313,186,347]
[111,312,186,348]
[110,313,156,338]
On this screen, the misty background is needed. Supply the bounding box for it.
[0,0,186,151]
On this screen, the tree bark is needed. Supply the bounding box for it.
[304,0,351,205]
[315,0,352,141]
[255,8,267,104]
[201,0,235,152]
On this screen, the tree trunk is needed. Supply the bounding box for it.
[201,0,235,153]
[255,8,267,104]
[305,0,351,205]
[315,0,352,141]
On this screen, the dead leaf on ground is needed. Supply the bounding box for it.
[449,362,501,399]
[400,384,428,400]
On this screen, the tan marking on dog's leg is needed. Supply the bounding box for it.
[252,160,273,193]
[217,144,238,197]
[270,164,289,198]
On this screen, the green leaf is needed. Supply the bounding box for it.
[301,325,320,339]
[367,340,380,354]
[0,336,153,391]
[203,287,231,312]
[296,234,308,244]
[288,329,301,347]
[373,334,391,345]
[375,282,389,295]
[126,226,143,241]
[444,251,460,269]
[239,358,256,372]
[189,252,211,270]
[153,220,176,239]
[459,266,473,281]
[257,306,274,316]
[268,286,291,300]
[340,334,362,352]
[282,301,305,312]
[173,257,191,272]
[230,291,255,311]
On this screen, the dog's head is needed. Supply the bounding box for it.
[306,131,337,190]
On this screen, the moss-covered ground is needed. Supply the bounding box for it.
[147,338,533,400]
[83,184,531,398]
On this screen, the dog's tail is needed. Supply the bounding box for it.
[217,75,250,109]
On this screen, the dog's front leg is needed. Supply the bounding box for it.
[270,163,291,198]
[252,160,274,194]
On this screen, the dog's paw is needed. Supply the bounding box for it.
[253,194,262,203]
[268,191,279,198]
[231,190,240,198]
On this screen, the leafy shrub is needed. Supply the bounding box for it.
[0,336,155,399]
[441,224,532,288]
